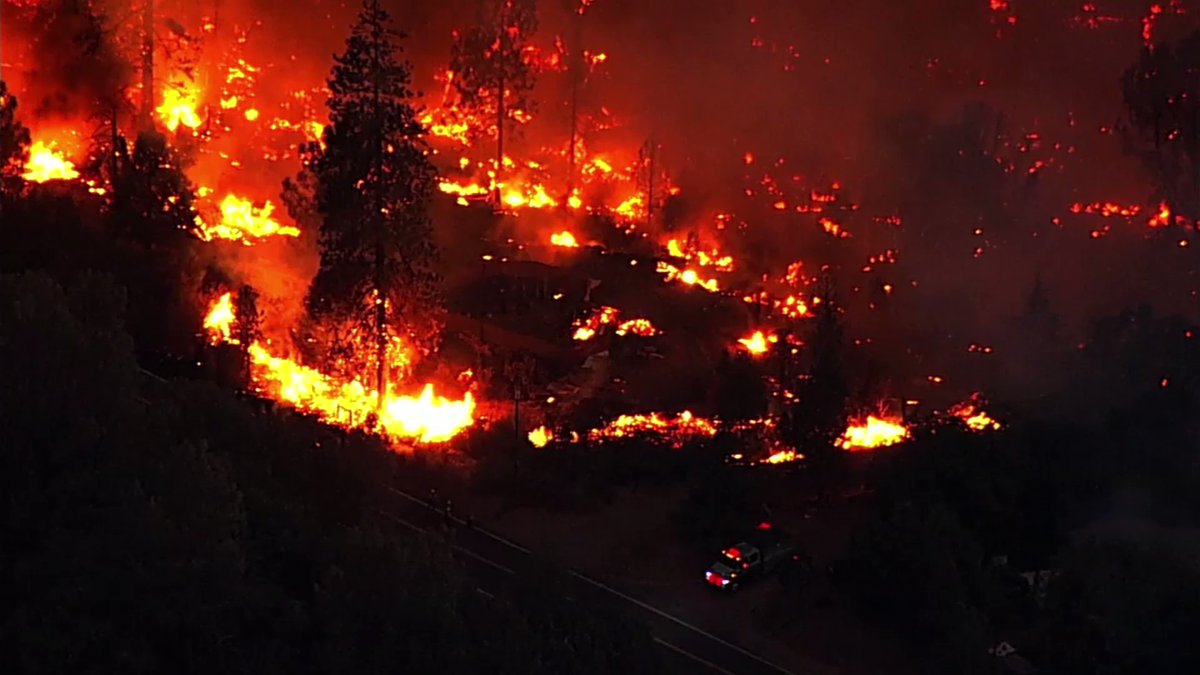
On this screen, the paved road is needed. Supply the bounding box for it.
[381,487,798,675]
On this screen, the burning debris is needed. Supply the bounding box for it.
[947,394,1003,432]
[587,411,718,448]
[572,306,660,341]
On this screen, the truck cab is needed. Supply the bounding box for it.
[704,527,796,591]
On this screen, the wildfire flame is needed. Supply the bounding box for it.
[836,416,910,452]
[656,261,720,292]
[203,292,236,345]
[22,141,80,183]
[157,85,204,133]
[550,230,580,247]
[588,410,717,447]
[948,394,1002,431]
[737,330,776,356]
[204,295,474,445]
[528,425,553,447]
[196,194,301,244]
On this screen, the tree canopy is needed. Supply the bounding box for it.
[298,0,443,390]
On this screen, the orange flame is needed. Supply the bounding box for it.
[528,425,553,447]
[588,410,717,447]
[196,194,301,244]
[948,395,1002,431]
[836,416,910,452]
[656,261,720,292]
[203,292,236,345]
[22,140,80,182]
[203,295,473,444]
[550,230,580,247]
[737,330,776,356]
[157,85,203,133]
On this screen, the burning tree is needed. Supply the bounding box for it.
[1122,31,1200,223]
[109,130,198,248]
[0,82,32,202]
[450,0,539,197]
[299,0,442,399]
[783,287,849,467]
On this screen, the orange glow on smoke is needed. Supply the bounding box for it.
[22,140,80,182]
[836,416,910,451]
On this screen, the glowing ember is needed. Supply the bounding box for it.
[157,86,204,133]
[22,141,79,182]
[836,416,910,452]
[572,306,658,341]
[948,394,1002,431]
[589,410,718,448]
[196,194,301,244]
[528,425,553,447]
[550,230,580,247]
[737,330,777,356]
[203,292,236,345]
[615,318,659,337]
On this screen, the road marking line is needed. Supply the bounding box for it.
[570,571,794,675]
[654,637,737,675]
[476,588,496,599]
[378,510,516,576]
[388,486,532,553]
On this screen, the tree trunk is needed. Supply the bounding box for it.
[567,16,582,201]
[496,71,505,204]
[646,137,655,229]
[372,39,387,408]
[141,0,155,128]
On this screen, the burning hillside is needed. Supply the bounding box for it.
[4,0,1200,460]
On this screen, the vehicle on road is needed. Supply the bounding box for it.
[704,525,798,591]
